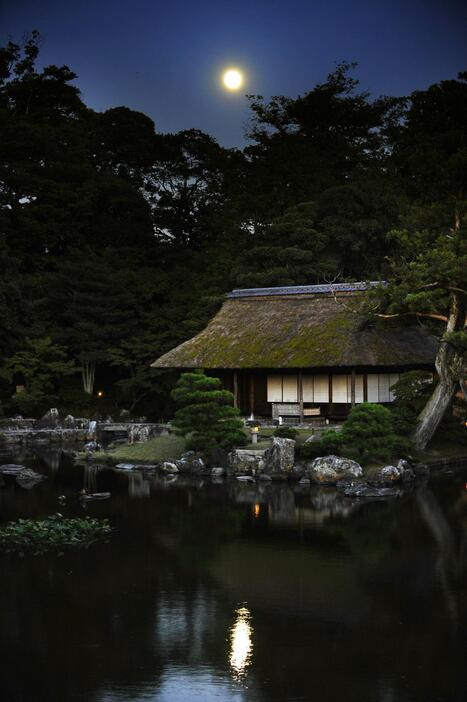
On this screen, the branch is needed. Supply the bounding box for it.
[376,311,448,323]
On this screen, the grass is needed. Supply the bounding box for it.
[107,434,186,463]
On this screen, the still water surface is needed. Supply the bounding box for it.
[0,447,466,702]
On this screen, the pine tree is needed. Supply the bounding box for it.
[171,372,246,451]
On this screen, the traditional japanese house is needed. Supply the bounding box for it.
[151,283,438,423]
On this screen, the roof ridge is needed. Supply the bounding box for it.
[227,281,385,299]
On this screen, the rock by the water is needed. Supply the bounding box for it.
[15,468,47,489]
[229,448,266,476]
[37,407,60,428]
[84,441,101,452]
[298,477,311,486]
[236,475,255,482]
[306,455,363,484]
[115,463,136,471]
[340,482,402,500]
[176,452,209,475]
[378,465,402,484]
[0,463,26,474]
[127,423,168,444]
[263,438,295,477]
[63,414,76,428]
[206,446,230,468]
[80,491,111,501]
[397,459,416,483]
[161,461,179,474]
[211,467,225,478]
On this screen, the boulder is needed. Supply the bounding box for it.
[375,460,417,486]
[15,468,47,489]
[0,463,26,474]
[398,459,416,483]
[176,452,209,475]
[36,408,60,429]
[263,438,295,477]
[115,463,136,471]
[378,465,403,484]
[161,461,179,474]
[63,414,76,428]
[339,482,402,500]
[84,441,101,452]
[306,455,363,485]
[211,467,225,478]
[205,446,230,468]
[127,423,169,444]
[229,448,266,476]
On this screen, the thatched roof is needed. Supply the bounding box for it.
[152,284,438,369]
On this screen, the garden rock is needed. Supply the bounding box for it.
[16,468,47,489]
[0,464,26,474]
[263,438,295,476]
[229,449,266,476]
[378,465,403,484]
[161,461,179,474]
[306,455,363,485]
[176,452,208,475]
[211,467,225,477]
[339,482,402,500]
[37,408,60,428]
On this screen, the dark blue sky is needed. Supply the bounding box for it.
[1,0,466,146]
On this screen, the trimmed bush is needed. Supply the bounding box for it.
[273,426,298,440]
[171,371,247,452]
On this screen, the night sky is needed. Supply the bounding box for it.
[1,0,466,147]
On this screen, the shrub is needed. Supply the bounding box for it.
[0,514,112,555]
[339,402,407,464]
[171,371,247,452]
[273,426,298,439]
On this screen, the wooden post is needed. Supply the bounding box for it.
[328,374,333,418]
[233,370,239,409]
[363,373,368,402]
[249,372,255,418]
[298,371,304,424]
[350,368,356,407]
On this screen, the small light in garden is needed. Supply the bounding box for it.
[251,425,259,444]
[254,504,260,518]
[97,390,104,398]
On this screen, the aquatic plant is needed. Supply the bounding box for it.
[0,513,113,555]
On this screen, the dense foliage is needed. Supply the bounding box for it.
[0,513,112,555]
[0,32,465,434]
[171,372,246,451]
[273,426,298,440]
[300,403,407,464]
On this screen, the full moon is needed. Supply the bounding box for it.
[223,69,243,90]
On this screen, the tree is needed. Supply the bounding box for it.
[0,337,76,415]
[243,63,393,224]
[171,372,246,451]
[373,73,467,449]
[47,252,140,394]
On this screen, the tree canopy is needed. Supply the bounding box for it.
[0,32,465,441]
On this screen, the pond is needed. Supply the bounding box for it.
[0,446,466,702]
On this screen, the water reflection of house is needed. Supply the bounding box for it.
[152,283,437,422]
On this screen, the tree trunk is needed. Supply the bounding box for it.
[411,372,457,451]
[411,292,465,450]
[81,360,96,395]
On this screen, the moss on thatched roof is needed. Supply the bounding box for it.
[152,290,438,369]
